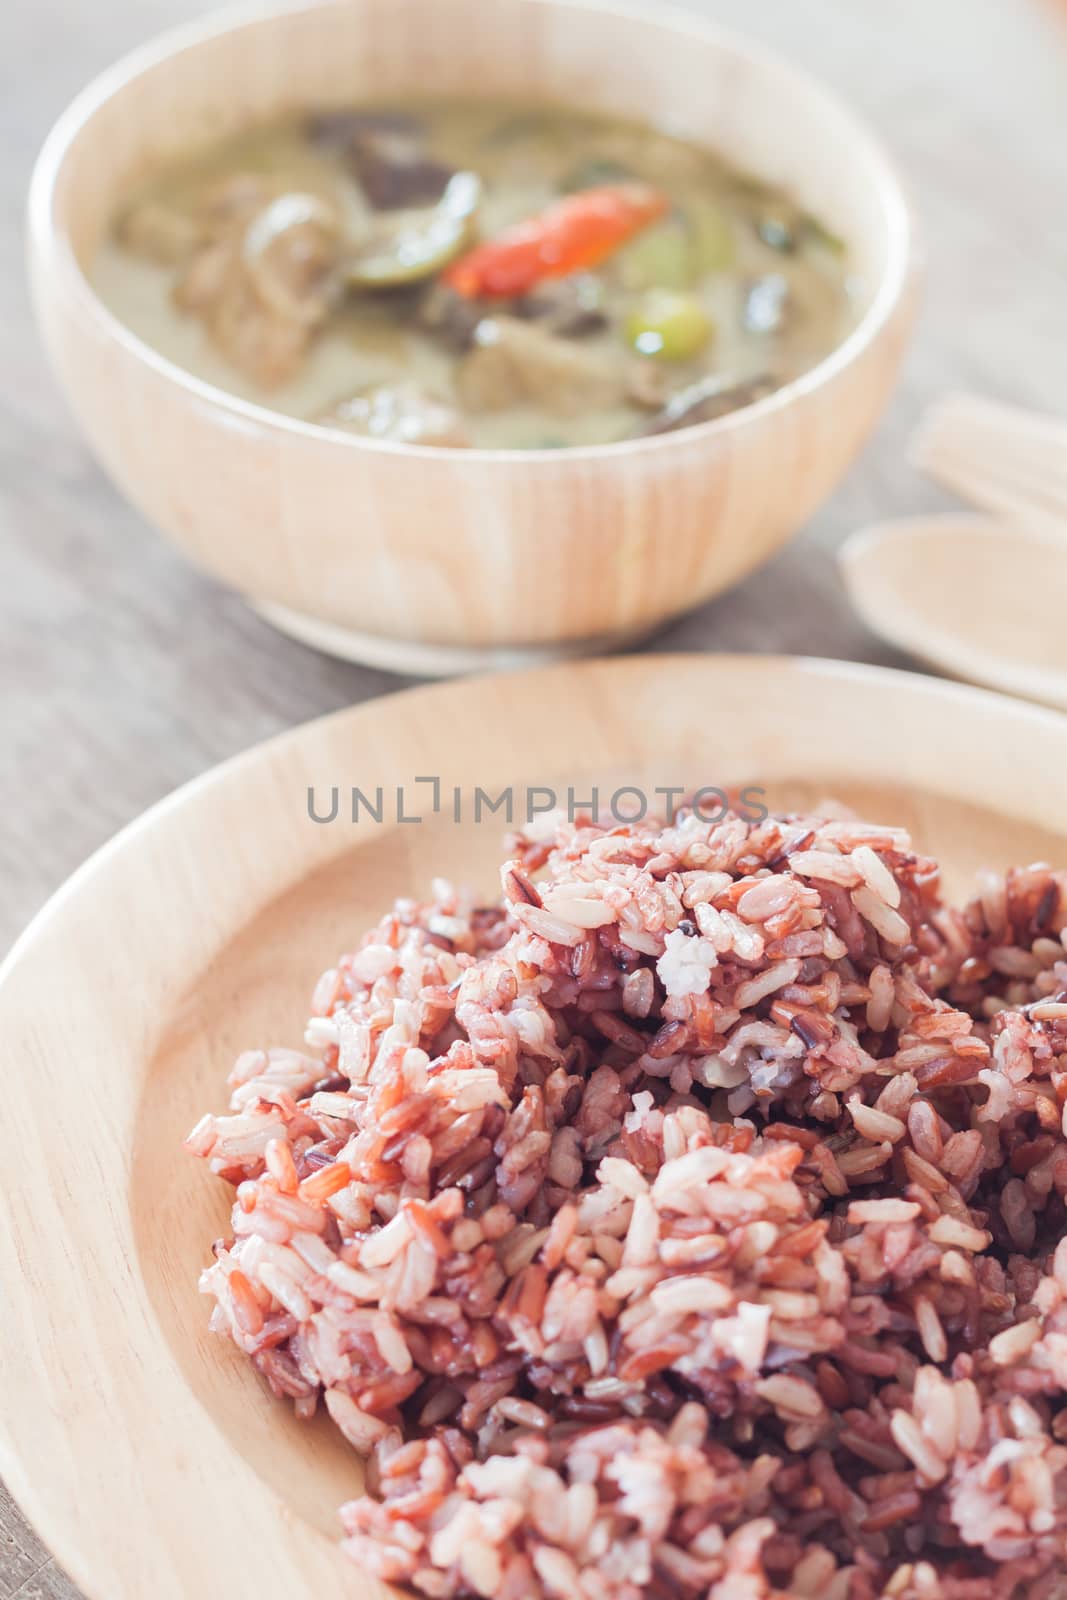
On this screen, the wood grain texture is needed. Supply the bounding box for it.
[4,656,1067,1600]
[4,0,1067,1591]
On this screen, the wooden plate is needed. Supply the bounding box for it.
[2,654,1066,1600]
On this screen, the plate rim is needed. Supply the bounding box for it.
[6,649,1067,982]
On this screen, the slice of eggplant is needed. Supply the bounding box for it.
[344,172,482,289]
[641,372,777,435]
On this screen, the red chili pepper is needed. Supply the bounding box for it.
[443,183,669,299]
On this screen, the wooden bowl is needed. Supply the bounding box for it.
[28,0,918,675]
[1,654,1065,1597]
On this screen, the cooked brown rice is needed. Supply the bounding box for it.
[187,803,1067,1598]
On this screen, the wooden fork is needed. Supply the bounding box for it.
[911,392,1067,531]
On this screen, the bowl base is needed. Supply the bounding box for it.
[250,599,655,677]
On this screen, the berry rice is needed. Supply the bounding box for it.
[186,803,1067,1599]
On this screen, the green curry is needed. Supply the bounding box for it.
[94,98,856,449]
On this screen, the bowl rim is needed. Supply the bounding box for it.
[27,0,919,465]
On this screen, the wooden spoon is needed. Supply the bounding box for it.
[839,513,1067,709]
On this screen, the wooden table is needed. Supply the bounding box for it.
[4,0,1066,1591]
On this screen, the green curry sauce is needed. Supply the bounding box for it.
[94,98,856,449]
